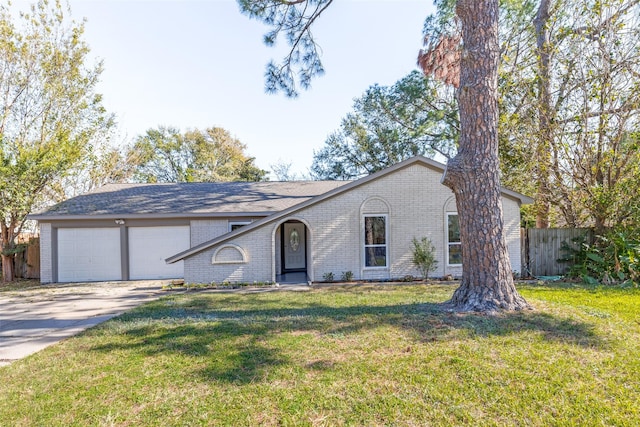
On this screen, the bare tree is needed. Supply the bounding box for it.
[499,0,640,230]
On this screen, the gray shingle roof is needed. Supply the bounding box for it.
[31,181,351,219]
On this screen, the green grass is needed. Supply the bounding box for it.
[1,283,639,426]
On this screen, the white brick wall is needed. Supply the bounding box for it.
[299,163,451,281]
[213,246,246,263]
[39,223,53,283]
[289,164,442,281]
[183,163,525,284]
[185,226,274,284]
[190,220,229,245]
[503,196,523,275]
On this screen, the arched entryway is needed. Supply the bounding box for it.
[275,219,310,284]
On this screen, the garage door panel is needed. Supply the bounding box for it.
[58,228,121,282]
[129,226,190,280]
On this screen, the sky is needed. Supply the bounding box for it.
[27,0,437,177]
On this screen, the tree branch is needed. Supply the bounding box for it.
[555,105,639,125]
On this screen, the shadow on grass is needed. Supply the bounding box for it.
[90,292,604,385]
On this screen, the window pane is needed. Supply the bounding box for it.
[365,216,386,245]
[230,222,250,231]
[448,215,460,242]
[365,247,387,267]
[449,244,462,265]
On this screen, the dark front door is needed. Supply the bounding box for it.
[282,222,306,272]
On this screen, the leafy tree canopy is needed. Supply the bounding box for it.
[0,0,113,281]
[46,139,140,203]
[311,71,457,179]
[130,126,268,183]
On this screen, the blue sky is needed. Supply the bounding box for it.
[64,0,436,176]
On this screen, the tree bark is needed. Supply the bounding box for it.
[443,0,530,312]
[2,254,15,283]
[534,0,553,228]
[1,222,16,283]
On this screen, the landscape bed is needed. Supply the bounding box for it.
[1,282,638,426]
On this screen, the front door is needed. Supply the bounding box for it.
[282,222,306,272]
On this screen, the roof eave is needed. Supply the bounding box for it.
[28,211,276,221]
[500,187,535,205]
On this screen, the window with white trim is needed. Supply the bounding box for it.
[364,215,387,268]
[447,213,462,265]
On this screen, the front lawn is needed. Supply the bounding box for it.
[1,283,639,426]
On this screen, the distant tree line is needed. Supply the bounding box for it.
[60,125,267,195]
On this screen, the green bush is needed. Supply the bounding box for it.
[322,272,334,282]
[564,228,639,286]
[341,271,354,281]
[411,237,438,280]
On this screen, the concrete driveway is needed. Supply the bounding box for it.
[0,281,166,367]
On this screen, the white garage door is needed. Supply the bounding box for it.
[58,228,122,282]
[128,226,190,280]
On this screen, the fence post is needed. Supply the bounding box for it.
[520,228,529,277]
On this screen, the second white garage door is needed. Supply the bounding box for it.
[128,226,190,280]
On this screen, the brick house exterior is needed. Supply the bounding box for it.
[169,157,531,284]
[32,156,532,284]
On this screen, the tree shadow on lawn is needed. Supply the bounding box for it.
[90,295,605,385]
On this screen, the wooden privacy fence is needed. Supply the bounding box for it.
[521,228,593,277]
[13,236,41,279]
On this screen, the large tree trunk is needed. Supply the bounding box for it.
[2,253,15,283]
[534,0,553,228]
[1,222,16,282]
[443,0,530,312]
